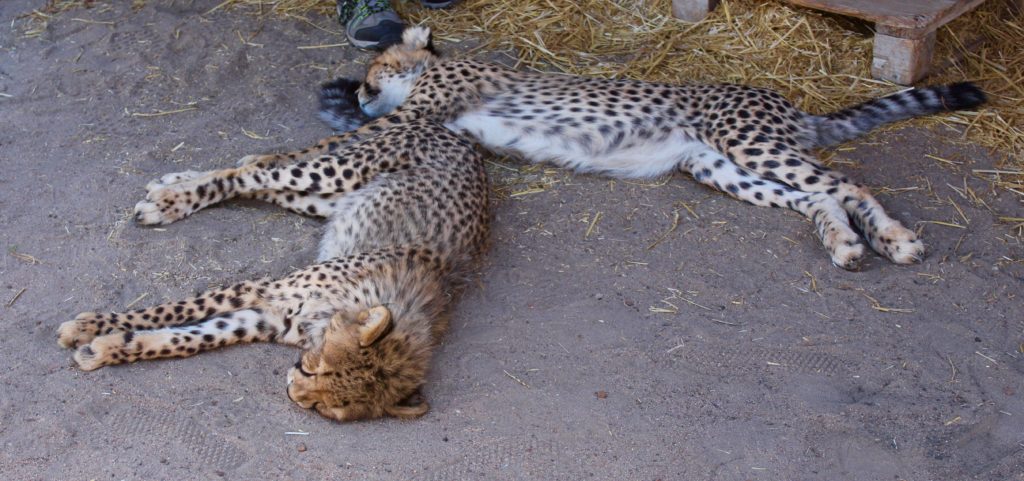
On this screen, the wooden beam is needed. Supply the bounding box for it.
[871,30,936,84]
[784,0,987,37]
[671,0,720,22]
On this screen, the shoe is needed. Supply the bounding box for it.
[419,0,457,8]
[337,0,406,50]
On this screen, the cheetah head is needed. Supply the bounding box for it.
[286,306,431,422]
[357,26,438,117]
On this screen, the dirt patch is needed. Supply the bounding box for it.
[1,1,1021,480]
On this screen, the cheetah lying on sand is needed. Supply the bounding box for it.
[57,80,488,421]
[248,27,986,270]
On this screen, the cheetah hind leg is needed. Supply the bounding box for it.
[833,184,925,264]
[682,150,866,269]
[722,145,923,265]
[719,142,921,265]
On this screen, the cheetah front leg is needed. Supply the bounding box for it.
[135,148,388,225]
[72,308,287,371]
[57,280,268,348]
[138,169,342,222]
[238,107,426,169]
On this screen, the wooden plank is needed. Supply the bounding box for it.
[663,0,992,83]
[671,0,721,22]
[784,0,987,36]
[871,30,936,83]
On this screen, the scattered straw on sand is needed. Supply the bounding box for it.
[24,0,1024,198]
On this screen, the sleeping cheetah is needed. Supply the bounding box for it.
[245,26,986,270]
[57,80,489,421]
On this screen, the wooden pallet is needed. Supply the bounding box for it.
[671,0,1011,84]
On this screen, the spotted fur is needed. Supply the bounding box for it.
[57,111,489,422]
[249,26,986,269]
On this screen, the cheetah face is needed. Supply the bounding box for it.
[357,26,438,118]
[286,306,430,422]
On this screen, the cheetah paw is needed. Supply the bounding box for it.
[821,221,867,270]
[57,312,107,348]
[73,344,104,371]
[73,334,126,371]
[73,343,103,370]
[134,185,190,225]
[830,240,867,271]
[134,199,177,225]
[874,224,925,265]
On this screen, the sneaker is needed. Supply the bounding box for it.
[337,0,406,50]
[420,0,458,8]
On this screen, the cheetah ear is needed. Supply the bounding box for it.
[356,306,392,347]
[401,26,432,50]
[385,400,429,419]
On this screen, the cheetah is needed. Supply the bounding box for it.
[56,80,489,421]
[244,26,986,270]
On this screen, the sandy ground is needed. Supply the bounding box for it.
[1,1,1022,480]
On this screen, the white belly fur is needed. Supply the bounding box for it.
[446,111,707,179]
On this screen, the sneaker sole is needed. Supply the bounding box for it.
[421,1,457,8]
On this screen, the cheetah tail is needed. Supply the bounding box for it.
[809,82,986,148]
[318,77,373,133]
